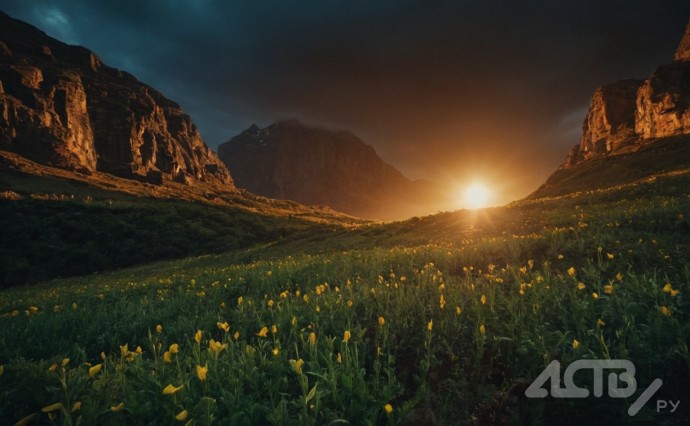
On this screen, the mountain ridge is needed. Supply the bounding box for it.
[534,17,690,197]
[218,120,447,220]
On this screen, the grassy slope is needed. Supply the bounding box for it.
[0,155,365,287]
[530,135,690,199]
[1,168,689,424]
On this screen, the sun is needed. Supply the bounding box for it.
[463,182,491,209]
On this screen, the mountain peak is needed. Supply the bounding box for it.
[217,121,446,219]
[674,17,690,62]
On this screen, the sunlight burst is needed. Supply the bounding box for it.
[464,182,491,209]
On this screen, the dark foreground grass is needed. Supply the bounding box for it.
[0,171,689,425]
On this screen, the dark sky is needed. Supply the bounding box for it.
[3,1,690,204]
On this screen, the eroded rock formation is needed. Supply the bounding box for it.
[561,17,690,169]
[0,11,233,186]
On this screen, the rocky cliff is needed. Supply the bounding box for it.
[0,11,233,186]
[218,120,443,219]
[561,17,690,169]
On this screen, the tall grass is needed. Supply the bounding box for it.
[0,172,689,424]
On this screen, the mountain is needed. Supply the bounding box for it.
[0,11,232,187]
[533,17,690,197]
[218,120,445,220]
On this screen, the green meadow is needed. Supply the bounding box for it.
[1,170,689,425]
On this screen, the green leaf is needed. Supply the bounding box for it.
[305,383,317,404]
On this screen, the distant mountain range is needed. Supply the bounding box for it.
[218,120,448,220]
[3,8,690,219]
[533,18,690,197]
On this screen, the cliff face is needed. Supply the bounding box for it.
[0,11,233,186]
[561,17,690,169]
[218,120,442,219]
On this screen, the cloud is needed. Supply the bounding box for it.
[34,6,78,45]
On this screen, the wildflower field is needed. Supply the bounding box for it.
[1,171,690,425]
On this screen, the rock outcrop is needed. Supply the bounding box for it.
[218,120,444,219]
[560,17,690,169]
[0,11,233,186]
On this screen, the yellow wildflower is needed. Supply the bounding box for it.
[378,316,385,326]
[603,284,613,295]
[175,410,189,421]
[343,330,351,343]
[71,401,81,412]
[572,339,580,349]
[660,306,671,317]
[163,351,172,363]
[169,343,179,354]
[592,292,599,300]
[427,320,433,332]
[208,339,227,353]
[233,331,240,340]
[41,402,63,413]
[577,282,586,290]
[384,403,393,414]
[455,306,462,315]
[557,254,564,260]
[480,294,487,305]
[597,319,605,327]
[567,267,576,277]
[607,253,615,260]
[195,329,202,344]
[120,344,129,358]
[196,363,208,381]
[217,321,230,333]
[256,327,269,338]
[237,296,244,305]
[162,383,184,395]
[88,363,102,377]
[479,324,486,335]
[290,358,304,375]
[136,346,143,355]
[111,402,125,412]
[48,363,57,372]
[272,324,278,334]
[337,353,342,364]
[156,324,163,333]
[309,332,317,346]
[616,272,623,282]
[439,294,446,309]
[267,299,274,308]
[663,283,680,297]
[61,358,70,367]
[272,347,280,356]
